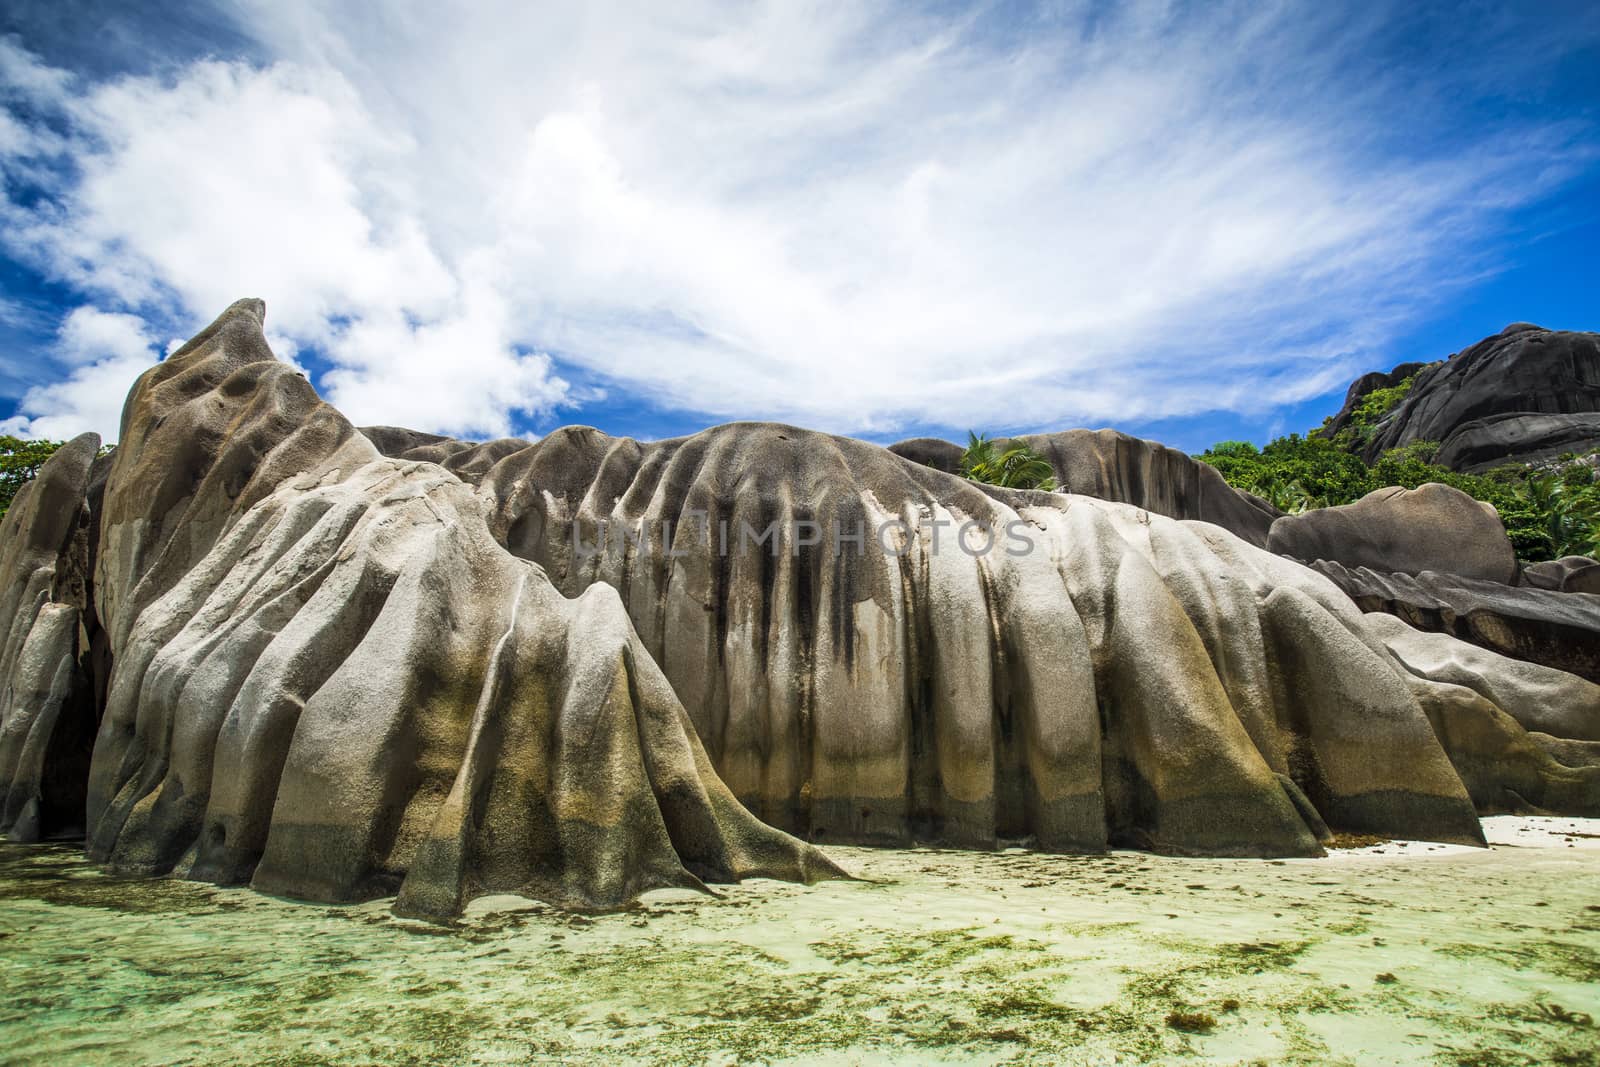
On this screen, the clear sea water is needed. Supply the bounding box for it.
[1,817,1596,1065]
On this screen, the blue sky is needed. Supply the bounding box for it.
[0,1,1596,454]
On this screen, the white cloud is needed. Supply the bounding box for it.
[0,47,562,439]
[0,4,1594,439]
[319,260,569,433]
[0,35,70,105]
[56,306,153,365]
[0,306,160,441]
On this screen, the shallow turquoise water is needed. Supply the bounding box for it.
[1,818,1597,1065]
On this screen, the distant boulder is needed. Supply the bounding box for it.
[1267,483,1518,584]
[360,426,530,485]
[887,437,964,474]
[1522,555,1600,596]
[889,428,1281,545]
[357,425,453,456]
[1013,430,1282,546]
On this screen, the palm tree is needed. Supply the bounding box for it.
[1518,473,1600,559]
[960,432,1057,492]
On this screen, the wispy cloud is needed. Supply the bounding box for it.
[0,3,1595,441]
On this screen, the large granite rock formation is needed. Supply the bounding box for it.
[1365,610,1600,812]
[0,433,105,842]
[1267,483,1519,584]
[1324,324,1600,471]
[472,423,1598,848]
[4,300,840,919]
[1321,360,1435,442]
[2,300,1598,915]
[889,428,1282,546]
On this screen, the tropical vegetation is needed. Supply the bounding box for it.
[1198,434,1599,562]
[0,436,67,520]
[959,432,1057,491]
[1197,363,1600,562]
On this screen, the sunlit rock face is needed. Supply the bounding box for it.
[470,424,1598,852]
[1,298,1597,921]
[2,300,838,920]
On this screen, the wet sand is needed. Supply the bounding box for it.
[1,816,1596,1065]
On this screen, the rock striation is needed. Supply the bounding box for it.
[0,433,106,842]
[4,300,840,919]
[2,299,1598,916]
[471,424,1596,850]
[1324,324,1600,471]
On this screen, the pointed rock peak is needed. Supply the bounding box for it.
[223,297,267,325]
[161,298,273,368]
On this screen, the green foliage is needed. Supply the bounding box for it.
[1198,433,1370,514]
[960,432,1056,492]
[1197,431,1600,563]
[0,436,67,521]
[1338,373,1421,449]
[1513,468,1600,559]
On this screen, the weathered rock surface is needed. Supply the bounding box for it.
[0,433,103,841]
[1310,561,1600,684]
[1365,613,1600,742]
[1321,361,1435,442]
[1522,555,1600,596]
[359,426,529,486]
[471,421,1600,849]
[1267,483,1518,584]
[1435,412,1600,473]
[1364,611,1599,815]
[890,428,1282,545]
[7,300,840,919]
[5,299,1600,911]
[1326,324,1600,471]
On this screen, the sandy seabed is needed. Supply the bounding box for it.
[0,817,1596,1066]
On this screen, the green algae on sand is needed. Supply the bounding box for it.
[0,818,1598,1065]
